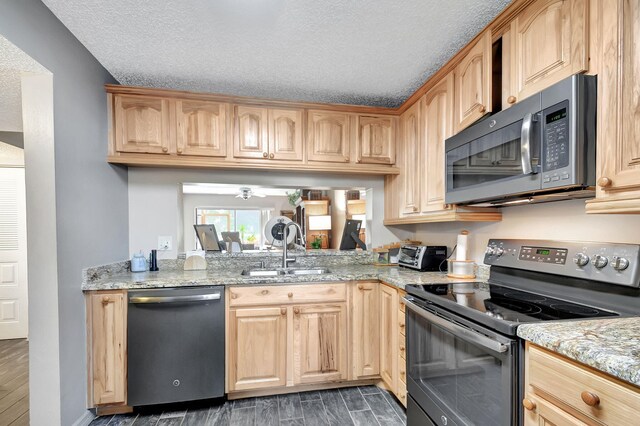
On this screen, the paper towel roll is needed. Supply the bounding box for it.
[456,230,469,261]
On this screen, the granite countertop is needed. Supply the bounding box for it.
[518,317,640,387]
[82,264,482,291]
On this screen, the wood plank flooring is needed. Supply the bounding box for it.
[0,339,29,426]
[90,386,406,425]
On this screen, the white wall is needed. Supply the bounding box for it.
[129,168,412,258]
[182,193,290,251]
[411,199,640,263]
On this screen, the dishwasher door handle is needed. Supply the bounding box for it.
[129,293,221,304]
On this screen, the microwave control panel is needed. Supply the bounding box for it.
[542,101,570,173]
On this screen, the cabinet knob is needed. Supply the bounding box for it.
[522,398,536,411]
[288,292,293,298]
[231,293,238,299]
[581,391,600,407]
[269,153,275,159]
[478,105,486,114]
[399,323,405,329]
[507,96,517,104]
[357,284,364,290]
[261,289,269,295]
[263,152,268,158]
[293,307,300,315]
[101,295,111,305]
[162,147,169,153]
[281,307,286,315]
[177,147,183,154]
[597,177,612,188]
[412,206,419,212]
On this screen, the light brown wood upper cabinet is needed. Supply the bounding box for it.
[114,95,171,154]
[586,0,640,213]
[268,108,304,161]
[176,100,227,157]
[356,115,396,165]
[400,99,422,215]
[293,303,348,384]
[421,74,454,213]
[87,291,127,407]
[233,105,269,159]
[307,110,351,163]
[454,31,492,132]
[351,282,380,379]
[504,0,588,107]
[228,306,287,391]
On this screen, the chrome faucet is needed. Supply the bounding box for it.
[282,222,305,268]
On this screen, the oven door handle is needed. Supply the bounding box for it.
[521,113,536,175]
[403,297,510,354]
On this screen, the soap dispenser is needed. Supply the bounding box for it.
[131,251,148,272]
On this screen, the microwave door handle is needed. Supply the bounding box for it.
[403,297,509,354]
[521,113,535,175]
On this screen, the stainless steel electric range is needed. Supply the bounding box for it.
[404,239,640,426]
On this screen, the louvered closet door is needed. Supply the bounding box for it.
[0,168,28,339]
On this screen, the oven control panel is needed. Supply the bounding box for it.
[484,239,640,288]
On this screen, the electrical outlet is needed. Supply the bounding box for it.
[158,236,172,251]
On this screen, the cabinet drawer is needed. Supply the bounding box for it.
[396,385,407,407]
[229,283,346,307]
[399,355,406,385]
[528,344,640,426]
[398,310,406,336]
[399,336,406,360]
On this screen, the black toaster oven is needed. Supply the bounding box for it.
[398,245,447,271]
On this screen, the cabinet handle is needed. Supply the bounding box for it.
[522,398,536,411]
[357,284,364,290]
[412,206,418,212]
[231,293,238,299]
[507,96,517,104]
[177,147,183,154]
[597,177,612,188]
[269,153,275,159]
[101,295,111,305]
[261,289,269,295]
[263,152,268,158]
[293,307,300,315]
[478,105,486,114]
[162,147,169,153]
[581,391,600,407]
[399,323,405,329]
[281,307,286,315]
[288,292,293,298]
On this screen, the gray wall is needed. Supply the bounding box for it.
[0,131,23,148]
[0,1,129,425]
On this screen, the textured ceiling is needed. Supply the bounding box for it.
[0,36,49,132]
[42,0,510,107]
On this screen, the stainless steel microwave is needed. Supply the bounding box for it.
[444,74,596,206]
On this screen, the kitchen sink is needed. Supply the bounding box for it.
[240,268,331,277]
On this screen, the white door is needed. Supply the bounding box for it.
[0,167,28,339]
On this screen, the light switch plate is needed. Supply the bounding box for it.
[158,236,172,251]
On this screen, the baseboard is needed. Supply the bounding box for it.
[72,410,95,426]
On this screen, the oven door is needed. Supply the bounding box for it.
[404,297,517,426]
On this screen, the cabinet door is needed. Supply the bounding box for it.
[421,74,454,213]
[379,284,398,392]
[507,0,588,104]
[233,106,269,159]
[401,100,422,215]
[176,100,227,157]
[307,111,351,163]
[357,115,396,165]
[228,307,287,391]
[114,95,171,154]
[292,303,347,384]
[352,282,380,379]
[586,0,640,211]
[268,108,304,161]
[524,396,589,426]
[454,31,492,132]
[88,291,127,406]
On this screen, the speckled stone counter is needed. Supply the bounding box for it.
[82,263,485,291]
[518,317,640,387]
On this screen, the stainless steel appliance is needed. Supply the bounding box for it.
[445,74,596,206]
[404,239,640,426]
[398,245,448,271]
[128,286,225,406]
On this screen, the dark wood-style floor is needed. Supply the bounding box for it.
[90,385,406,426]
[0,339,29,426]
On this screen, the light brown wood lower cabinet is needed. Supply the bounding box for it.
[379,282,407,407]
[86,290,127,407]
[524,343,640,426]
[351,282,380,379]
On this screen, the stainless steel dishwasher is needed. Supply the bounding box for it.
[127,286,225,406]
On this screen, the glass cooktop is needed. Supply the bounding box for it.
[407,282,618,323]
